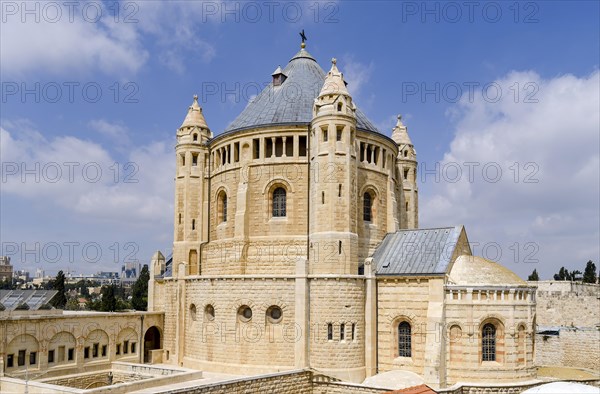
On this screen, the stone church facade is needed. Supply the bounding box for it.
[148,42,537,389]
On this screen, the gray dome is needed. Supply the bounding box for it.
[224,48,379,133]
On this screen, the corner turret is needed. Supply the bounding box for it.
[393,115,418,229]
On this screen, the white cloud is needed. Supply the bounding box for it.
[421,70,600,279]
[1,6,147,78]
[340,55,374,99]
[0,2,216,78]
[1,122,174,225]
[88,119,131,147]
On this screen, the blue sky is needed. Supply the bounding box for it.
[1,0,599,279]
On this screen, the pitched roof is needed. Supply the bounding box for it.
[373,226,464,275]
[224,47,379,134]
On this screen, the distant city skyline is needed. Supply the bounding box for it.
[1,1,598,279]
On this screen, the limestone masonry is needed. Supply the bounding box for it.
[148,42,538,390]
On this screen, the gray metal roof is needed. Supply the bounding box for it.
[373,226,463,275]
[0,290,58,310]
[224,48,380,134]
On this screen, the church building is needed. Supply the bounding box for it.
[148,40,537,390]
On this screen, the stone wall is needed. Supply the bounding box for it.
[309,278,366,382]
[43,370,148,389]
[0,311,163,378]
[444,286,537,384]
[376,278,431,377]
[535,327,600,371]
[533,281,599,327]
[164,370,314,394]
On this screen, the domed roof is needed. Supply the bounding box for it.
[448,255,526,286]
[224,47,379,133]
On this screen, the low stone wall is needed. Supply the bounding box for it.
[535,328,600,371]
[163,370,313,394]
[43,370,148,389]
[0,376,84,393]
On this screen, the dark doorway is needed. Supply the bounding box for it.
[143,326,161,363]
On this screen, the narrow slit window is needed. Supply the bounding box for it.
[363,192,372,222]
[340,323,345,341]
[327,323,333,341]
[299,136,307,156]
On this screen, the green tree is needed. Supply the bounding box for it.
[100,285,117,312]
[0,278,15,290]
[65,297,80,311]
[131,265,150,311]
[50,270,67,308]
[583,260,598,284]
[528,269,539,281]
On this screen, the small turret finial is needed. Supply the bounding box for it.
[331,58,337,65]
[397,114,402,121]
[193,94,198,101]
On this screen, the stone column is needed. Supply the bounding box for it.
[423,278,446,389]
[364,258,377,377]
[176,262,186,366]
[294,257,309,368]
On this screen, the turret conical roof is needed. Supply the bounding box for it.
[391,115,412,145]
[319,58,350,97]
[180,95,208,129]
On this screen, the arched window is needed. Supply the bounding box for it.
[482,323,496,361]
[363,192,372,222]
[398,321,411,357]
[518,325,526,365]
[217,191,227,223]
[273,187,287,217]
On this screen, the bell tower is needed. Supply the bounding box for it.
[392,115,418,229]
[173,95,212,275]
[309,58,359,274]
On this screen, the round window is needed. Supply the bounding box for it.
[204,304,215,321]
[267,306,283,324]
[238,305,252,322]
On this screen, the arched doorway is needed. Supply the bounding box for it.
[143,326,161,363]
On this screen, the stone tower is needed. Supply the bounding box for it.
[392,115,418,229]
[173,95,212,275]
[309,58,359,275]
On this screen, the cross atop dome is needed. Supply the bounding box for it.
[299,29,307,48]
